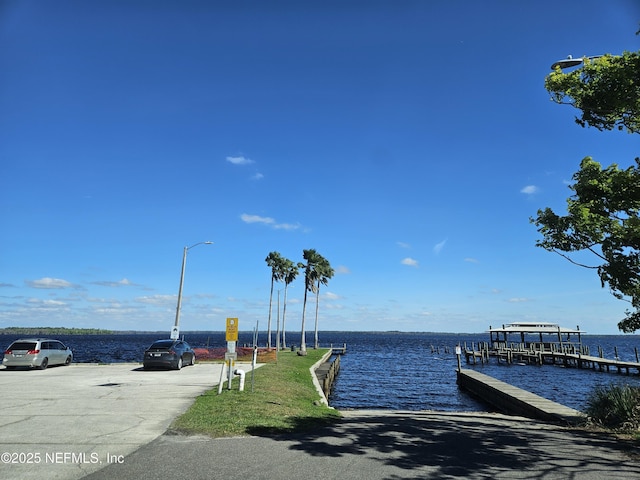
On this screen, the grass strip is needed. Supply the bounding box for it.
[170,349,342,437]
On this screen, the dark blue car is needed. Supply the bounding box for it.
[143,339,195,370]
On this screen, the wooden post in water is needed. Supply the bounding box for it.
[557,325,563,354]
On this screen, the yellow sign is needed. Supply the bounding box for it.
[226,317,239,341]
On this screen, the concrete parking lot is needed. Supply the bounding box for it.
[0,362,241,480]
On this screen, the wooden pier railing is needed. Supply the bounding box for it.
[463,342,640,375]
[326,343,347,355]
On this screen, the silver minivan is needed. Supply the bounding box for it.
[2,338,73,369]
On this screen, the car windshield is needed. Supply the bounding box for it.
[148,340,175,350]
[8,342,37,351]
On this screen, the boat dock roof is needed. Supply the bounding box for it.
[489,322,582,334]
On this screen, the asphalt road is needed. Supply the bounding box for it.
[83,410,640,480]
[2,363,639,480]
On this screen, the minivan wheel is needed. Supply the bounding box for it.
[39,358,48,370]
[64,356,72,365]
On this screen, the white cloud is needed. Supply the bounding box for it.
[397,241,411,249]
[335,265,351,274]
[252,172,264,180]
[464,257,479,263]
[240,213,301,231]
[508,297,531,303]
[27,298,66,306]
[273,222,301,231]
[241,213,275,225]
[26,277,74,289]
[433,239,447,255]
[226,155,254,165]
[135,295,175,305]
[324,292,341,300]
[520,185,538,194]
[92,278,137,287]
[401,257,419,267]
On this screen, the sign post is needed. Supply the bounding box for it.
[170,326,179,340]
[225,318,238,390]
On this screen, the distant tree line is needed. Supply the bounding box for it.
[265,249,334,353]
[0,327,113,335]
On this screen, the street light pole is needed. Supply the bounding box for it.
[172,241,213,338]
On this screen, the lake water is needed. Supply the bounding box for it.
[2,331,640,413]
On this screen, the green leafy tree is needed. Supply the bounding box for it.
[313,255,334,349]
[532,157,640,332]
[534,45,640,332]
[545,51,640,134]
[265,251,285,348]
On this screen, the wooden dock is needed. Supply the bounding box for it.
[327,343,347,355]
[311,347,344,404]
[315,355,341,399]
[462,322,640,376]
[463,344,640,375]
[457,369,585,425]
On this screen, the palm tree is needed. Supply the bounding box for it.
[280,258,302,349]
[299,249,321,354]
[265,251,284,348]
[313,255,334,349]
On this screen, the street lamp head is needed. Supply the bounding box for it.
[186,241,214,250]
[551,55,583,70]
[550,55,603,71]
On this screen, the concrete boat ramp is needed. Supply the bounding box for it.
[457,368,585,425]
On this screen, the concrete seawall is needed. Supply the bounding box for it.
[311,349,334,405]
[457,368,585,425]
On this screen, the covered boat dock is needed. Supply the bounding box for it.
[463,322,640,374]
[489,322,584,354]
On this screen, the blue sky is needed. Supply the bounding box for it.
[1,1,639,335]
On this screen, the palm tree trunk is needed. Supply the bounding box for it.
[282,285,288,348]
[314,280,320,349]
[300,287,308,353]
[267,277,273,348]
